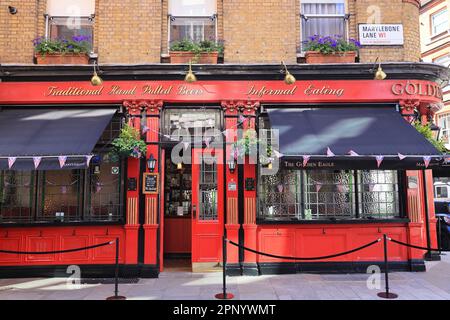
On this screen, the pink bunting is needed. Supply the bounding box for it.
[368,184,376,192]
[239,115,246,123]
[33,157,42,169]
[423,156,431,168]
[336,184,346,193]
[58,156,67,168]
[303,155,311,167]
[315,182,323,192]
[376,155,384,168]
[398,153,406,160]
[142,125,149,134]
[8,157,16,169]
[86,155,93,167]
[326,147,335,157]
[277,184,284,193]
[348,150,359,156]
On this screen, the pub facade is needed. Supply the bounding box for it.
[0,62,448,277]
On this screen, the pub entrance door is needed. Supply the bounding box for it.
[191,148,224,271]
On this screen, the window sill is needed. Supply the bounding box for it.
[0,220,125,228]
[256,218,409,225]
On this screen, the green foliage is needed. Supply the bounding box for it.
[33,36,91,55]
[170,39,224,55]
[413,121,448,153]
[111,124,147,158]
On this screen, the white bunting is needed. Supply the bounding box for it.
[273,150,284,158]
[423,156,431,168]
[326,147,335,157]
[58,156,67,168]
[183,141,190,150]
[315,182,323,192]
[303,155,311,167]
[86,155,94,167]
[277,184,284,193]
[142,125,149,134]
[8,157,16,169]
[397,153,406,160]
[348,150,359,156]
[368,184,376,192]
[33,157,42,169]
[376,155,384,168]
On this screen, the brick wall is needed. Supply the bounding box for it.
[222,0,298,63]
[95,0,162,63]
[0,0,45,63]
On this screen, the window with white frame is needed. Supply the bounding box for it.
[438,114,450,146]
[300,0,348,51]
[168,0,217,44]
[431,8,449,36]
[46,0,95,46]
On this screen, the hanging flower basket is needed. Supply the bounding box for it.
[111,124,147,159]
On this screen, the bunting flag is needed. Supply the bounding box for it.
[58,156,67,168]
[204,136,212,146]
[86,155,94,167]
[423,156,431,168]
[96,182,102,193]
[33,157,42,169]
[183,141,190,150]
[348,150,359,156]
[368,184,376,192]
[277,184,284,193]
[303,155,311,167]
[142,125,149,134]
[336,184,346,193]
[315,182,323,192]
[326,147,335,157]
[397,153,406,160]
[61,186,67,194]
[239,115,246,124]
[8,157,16,169]
[376,155,384,168]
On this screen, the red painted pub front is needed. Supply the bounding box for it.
[0,63,448,277]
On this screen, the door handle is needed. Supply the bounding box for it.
[192,204,197,219]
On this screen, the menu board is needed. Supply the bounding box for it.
[143,173,159,194]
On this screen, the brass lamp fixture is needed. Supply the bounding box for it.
[281,61,296,85]
[184,60,197,83]
[373,57,387,80]
[90,61,103,86]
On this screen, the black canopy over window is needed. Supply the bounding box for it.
[0,108,117,170]
[266,107,444,170]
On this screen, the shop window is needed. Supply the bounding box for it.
[258,169,401,221]
[163,108,222,141]
[0,171,35,223]
[168,0,217,45]
[0,117,125,224]
[431,8,448,36]
[438,114,450,147]
[46,0,95,46]
[300,0,348,51]
[435,186,449,199]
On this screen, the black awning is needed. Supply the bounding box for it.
[266,107,444,170]
[0,108,117,170]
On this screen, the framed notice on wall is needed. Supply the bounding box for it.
[358,24,404,45]
[143,173,159,194]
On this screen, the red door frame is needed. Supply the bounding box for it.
[191,148,224,266]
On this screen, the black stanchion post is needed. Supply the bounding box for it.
[438,217,443,256]
[377,234,398,299]
[215,236,234,299]
[107,237,126,300]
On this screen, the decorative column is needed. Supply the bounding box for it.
[141,101,163,269]
[122,100,143,264]
[221,101,241,272]
[240,101,260,276]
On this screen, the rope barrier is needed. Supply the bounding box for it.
[0,240,114,255]
[227,238,381,261]
[388,237,450,252]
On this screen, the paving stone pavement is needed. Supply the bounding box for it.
[0,255,449,300]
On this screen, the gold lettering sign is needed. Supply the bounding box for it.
[246,85,297,97]
[47,86,104,96]
[391,81,442,99]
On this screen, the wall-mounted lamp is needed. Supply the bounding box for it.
[8,6,17,15]
[227,158,236,173]
[372,57,387,80]
[147,154,157,172]
[90,61,103,86]
[184,60,197,83]
[281,61,296,85]
[429,121,441,140]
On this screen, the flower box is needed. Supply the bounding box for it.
[169,51,219,64]
[35,53,90,65]
[305,51,357,64]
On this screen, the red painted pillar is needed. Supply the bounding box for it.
[141,101,163,268]
[241,101,260,275]
[221,102,240,268]
[122,101,143,265]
